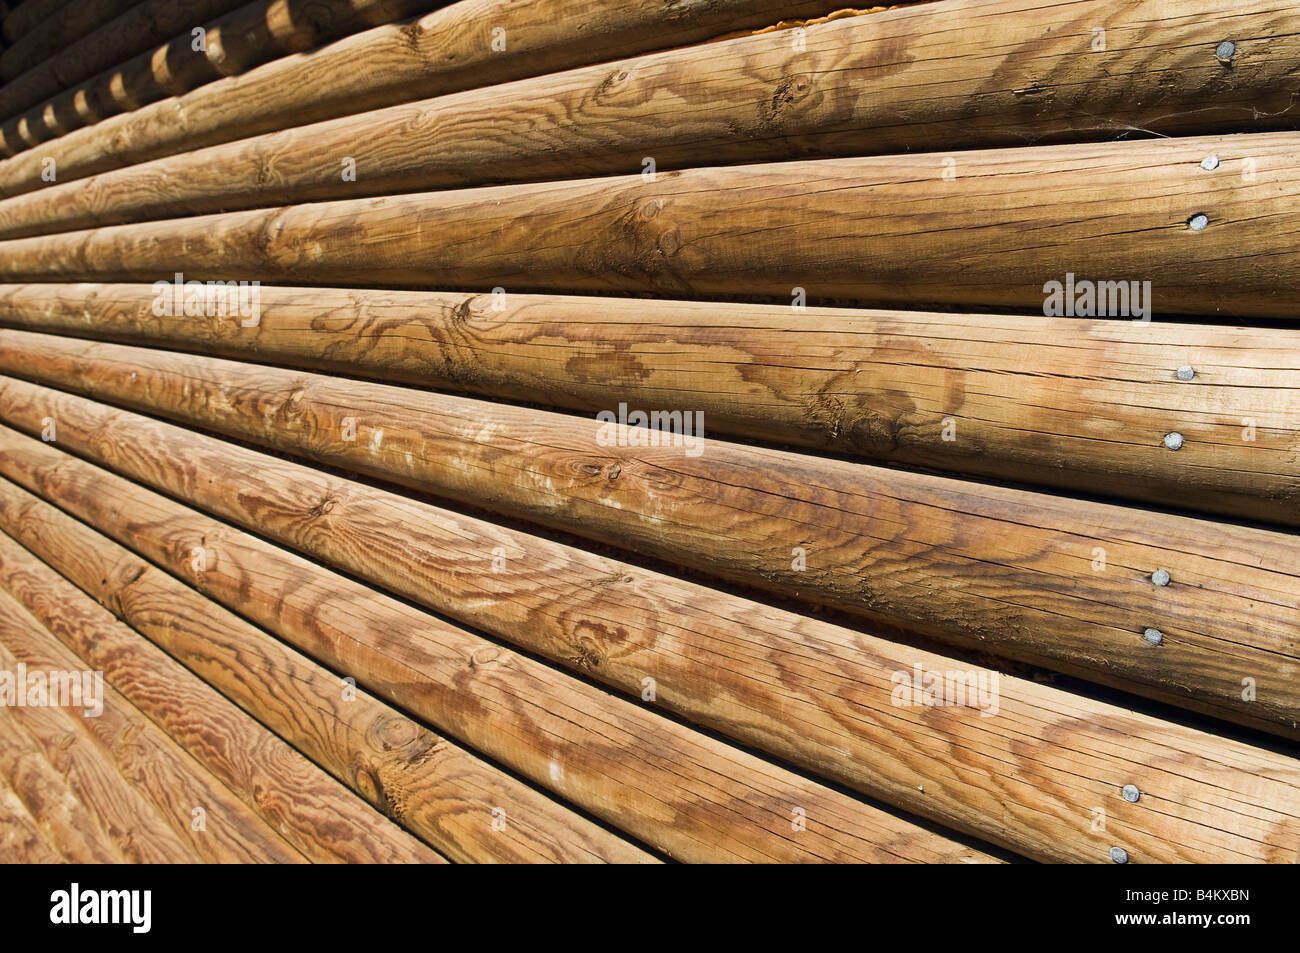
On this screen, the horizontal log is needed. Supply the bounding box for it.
[0,777,65,862]
[0,601,208,862]
[0,479,649,864]
[0,423,987,863]
[0,0,248,122]
[2,282,1295,525]
[2,369,1298,860]
[0,0,852,195]
[0,594,308,863]
[0,697,125,862]
[0,527,447,864]
[0,134,1296,319]
[1,334,1295,737]
[0,0,440,156]
[3,0,1294,239]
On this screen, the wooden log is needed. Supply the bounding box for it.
[1,335,1294,738]
[0,528,448,865]
[0,605,208,862]
[0,0,879,194]
[0,133,1296,319]
[0,482,650,864]
[1,0,1295,237]
[0,422,996,865]
[0,0,249,122]
[0,374,1297,861]
[0,0,135,80]
[0,699,125,862]
[2,0,69,45]
[0,596,309,863]
[2,282,1295,526]
[0,778,65,862]
[0,0,440,156]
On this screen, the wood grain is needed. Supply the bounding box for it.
[0,776,65,862]
[1,282,1294,525]
[2,0,70,45]
[0,595,310,863]
[0,384,1292,861]
[0,526,447,864]
[0,337,1294,738]
[0,0,440,155]
[0,480,650,864]
[0,601,208,863]
[0,132,1296,318]
[0,0,855,194]
[0,421,996,864]
[1,0,1293,236]
[0,0,136,80]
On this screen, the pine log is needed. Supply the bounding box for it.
[0,0,440,155]
[1,282,1294,525]
[0,482,651,864]
[0,600,309,863]
[0,699,125,862]
[0,374,1297,860]
[0,419,996,864]
[0,134,1295,319]
[0,335,1294,737]
[0,778,65,862]
[0,0,854,191]
[0,0,1294,236]
[0,528,448,864]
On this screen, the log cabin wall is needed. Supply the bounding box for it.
[0,0,1295,866]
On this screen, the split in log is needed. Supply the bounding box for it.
[0,479,652,864]
[0,337,1294,738]
[0,282,1294,525]
[0,0,1295,235]
[0,133,1296,318]
[0,380,1298,861]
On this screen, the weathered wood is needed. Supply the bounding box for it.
[1,0,1292,236]
[0,0,249,122]
[0,481,651,864]
[0,595,310,863]
[0,602,208,862]
[0,133,1296,319]
[0,421,996,864]
[0,372,1296,861]
[0,777,65,863]
[0,699,125,862]
[2,282,1295,525]
[0,527,448,864]
[0,0,440,155]
[1,336,1294,738]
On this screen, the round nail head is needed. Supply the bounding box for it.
[1143,628,1164,646]
[1216,40,1236,62]
[1188,213,1209,231]
[1122,784,1141,803]
[1176,365,1196,381]
[1200,155,1220,171]
[1110,847,1129,864]
[1151,568,1171,587]
[1163,432,1184,451]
